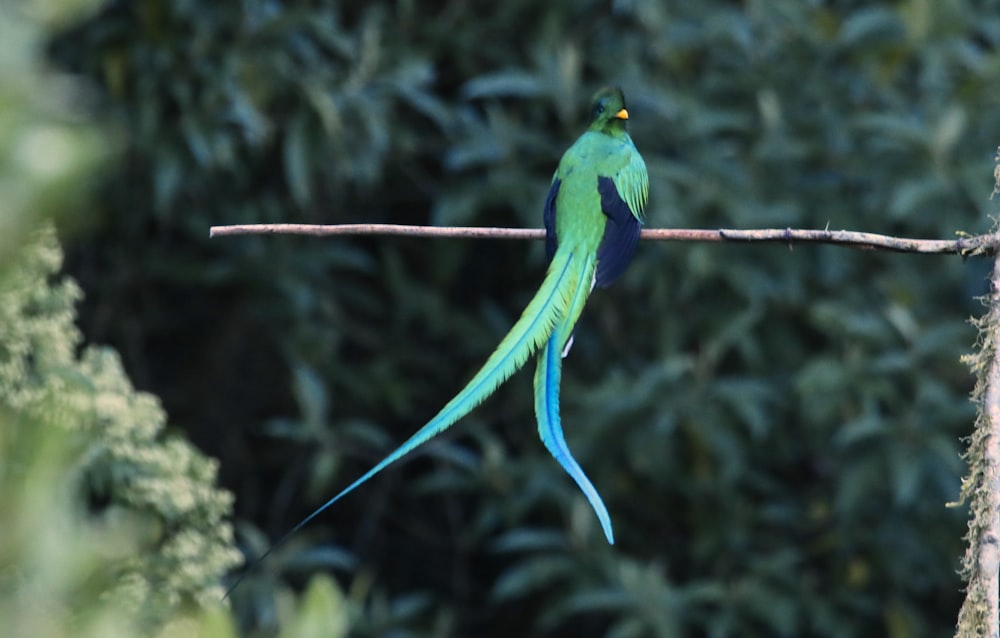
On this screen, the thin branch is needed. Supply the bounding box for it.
[209,223,999,255]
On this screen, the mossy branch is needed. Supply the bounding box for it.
[956,244,1000,638]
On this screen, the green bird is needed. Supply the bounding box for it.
[230,87,647,593]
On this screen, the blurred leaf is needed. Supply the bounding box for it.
[280,576,348,638]
[462,69,546,100]
[283,112,313,208]
[837,7,904,49]
[492,555,574,601]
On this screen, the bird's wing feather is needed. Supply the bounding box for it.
[594,148,648,287]
[614,150,649,224]
[595,175,642,288]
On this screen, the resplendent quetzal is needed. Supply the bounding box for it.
[247,86,647,579]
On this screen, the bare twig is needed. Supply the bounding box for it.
[209,223,999,255]
[211,223,543,241]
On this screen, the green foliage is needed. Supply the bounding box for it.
[0,226,244,632]
[0,3,352,637]
[44,0,1000,636]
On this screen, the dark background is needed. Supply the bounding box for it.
[47,1,1000,636]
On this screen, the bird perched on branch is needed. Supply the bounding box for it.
[229,86,648,595]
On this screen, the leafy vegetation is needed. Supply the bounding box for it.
[2,3,352,637]
[31,0,1000,636]
[0,226,239,635]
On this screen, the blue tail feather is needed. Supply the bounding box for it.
[535,333,614,544]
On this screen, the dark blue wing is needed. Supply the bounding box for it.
[543,178,560,260]
[595,176,642,287]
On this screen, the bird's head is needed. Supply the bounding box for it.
[587,86,630,135]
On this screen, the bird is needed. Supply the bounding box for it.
[228,86,647,596]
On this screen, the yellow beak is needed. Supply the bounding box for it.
[614,108,629,120]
